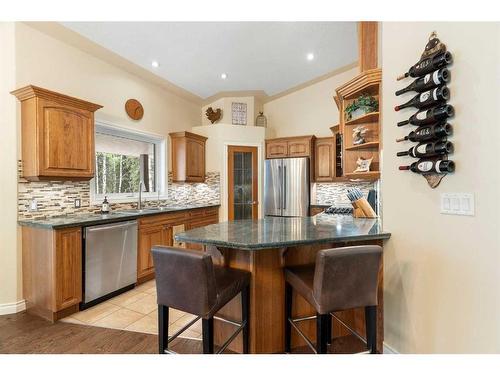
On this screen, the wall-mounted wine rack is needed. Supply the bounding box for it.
[395,31,454,188]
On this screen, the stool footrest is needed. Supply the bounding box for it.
[168,316,201,344]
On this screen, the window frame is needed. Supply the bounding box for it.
[90,120,167,205]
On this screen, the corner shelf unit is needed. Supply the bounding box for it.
[335,68,382,181]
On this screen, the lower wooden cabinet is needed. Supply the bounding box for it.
[137,222,173,282]
[54,228,82,310]
[22,226,82,321]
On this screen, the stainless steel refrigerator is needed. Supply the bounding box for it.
[264,157,310,217]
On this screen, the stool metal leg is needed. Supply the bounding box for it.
[365,305,377,354]
[158,305,169,354]
[316,314,329,354]
[241,285,250,354]
[326,314,332,345]
[202,318,214,354]
[284,282,293,353]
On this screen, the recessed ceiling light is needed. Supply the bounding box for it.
[221,73,228,80]
[151,60,160,68]
[307,53,315,61]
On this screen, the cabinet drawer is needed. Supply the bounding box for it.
[138,212,187,228]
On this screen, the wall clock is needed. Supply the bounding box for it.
[125,99,144,120]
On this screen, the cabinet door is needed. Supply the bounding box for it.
[314,138,335,182]
[138,224,172,279]
[54,228,82,311]
[266,141,288,158]
[185,138,206,182]
[288,139,311,157]
[39,99,94,179]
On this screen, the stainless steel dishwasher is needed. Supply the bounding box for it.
[82,220,138,308]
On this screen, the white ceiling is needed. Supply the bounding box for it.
[62,22,358,99]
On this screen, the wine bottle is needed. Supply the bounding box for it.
[395,68,450,96]
[397,51,453,81]
[397,104,454,127]
[395,86,449,111]
[399,158,455,174]
[397,140,453,158]
[396,122,452,143]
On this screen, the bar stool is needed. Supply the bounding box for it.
[152,246,251,354]
[284,245,382,354]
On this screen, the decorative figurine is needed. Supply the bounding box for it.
[353,157,373,173]
[206,107,222,124]
[352,125,368,145]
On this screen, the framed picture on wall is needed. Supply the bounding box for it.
[231,102,247,125]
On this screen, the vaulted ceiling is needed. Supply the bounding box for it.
[62,22,358,99]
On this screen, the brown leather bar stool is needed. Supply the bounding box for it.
[284,245,382,354]
[152,246,251,354]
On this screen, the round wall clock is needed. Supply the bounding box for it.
[125,99,144,120]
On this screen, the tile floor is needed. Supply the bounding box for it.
[60,280,202,339]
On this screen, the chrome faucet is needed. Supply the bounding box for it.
[138,181,144,210]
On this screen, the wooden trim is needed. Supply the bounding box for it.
[11,85,102,112]
[168,131,207,142]
[227,146,259,221]
[358,22,378,72]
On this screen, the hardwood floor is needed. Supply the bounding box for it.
[0,312,365,354]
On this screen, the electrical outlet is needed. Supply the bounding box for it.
[441,193,474,216]
[74,198,81,208]
[30,199,38,212]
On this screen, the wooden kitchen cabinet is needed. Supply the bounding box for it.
[137,218,174,283]
[22,226,82,322]
[314,137,336,182]
[265,135,315,159]
[11,85,102,181]
[170,131,208,182]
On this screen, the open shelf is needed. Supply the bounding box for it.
[345,112,379,126]
[345,141,379,151]
[344,171,381,180]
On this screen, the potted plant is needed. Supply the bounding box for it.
[345,93,379,121]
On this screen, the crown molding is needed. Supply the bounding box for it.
[22,22,203,105]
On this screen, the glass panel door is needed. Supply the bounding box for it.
[228,146,258,220]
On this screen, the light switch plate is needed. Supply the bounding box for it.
[74,198,81,208]
[441,193,474,216]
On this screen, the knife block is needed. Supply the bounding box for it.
[351,198,377,218]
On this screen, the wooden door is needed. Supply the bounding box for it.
[266,140,288,158]
[39,99,94,179]
[186,138,206,182]
[54,228,82,310]
[138,224,172,280]
[314,137,335,182]
[228,146,258,220]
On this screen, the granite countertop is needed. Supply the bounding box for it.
[18,203,220,229]
[175,213,391,250]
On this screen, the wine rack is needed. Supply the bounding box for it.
[395,32,454,188]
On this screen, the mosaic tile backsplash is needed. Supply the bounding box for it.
[18,164,220,219]
[312,181,376,207]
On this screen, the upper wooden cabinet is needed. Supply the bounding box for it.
[170,131,208,183]
[314,137,336,182]
[265,135,315,159]
[11,86,102,181]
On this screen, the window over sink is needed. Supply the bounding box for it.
[91,121,166,203]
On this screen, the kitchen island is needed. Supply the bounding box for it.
[175,214,390,354]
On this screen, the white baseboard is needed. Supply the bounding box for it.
[0,300,26,315]
[383,342,399,354]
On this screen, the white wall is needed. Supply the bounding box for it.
[263,67,358,137]
[0,23,22,314]
[381,22,500,353]
[0,22,201,310]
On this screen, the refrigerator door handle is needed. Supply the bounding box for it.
[283,165,287,210]
[278,165,282,209]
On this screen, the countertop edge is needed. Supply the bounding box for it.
[18,204,221,229]
[175,231,392,250]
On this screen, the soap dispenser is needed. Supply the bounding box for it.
[101,196,110,214]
